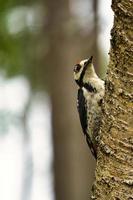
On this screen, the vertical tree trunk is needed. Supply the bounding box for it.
[44,1,95,200]
[92,0,133,199]
[21,94,33,200]
[92,0,99,73]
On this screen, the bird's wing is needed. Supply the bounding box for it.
[77,88,88,136]
[77,88,97,158]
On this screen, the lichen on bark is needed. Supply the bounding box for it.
[91,0,133,199]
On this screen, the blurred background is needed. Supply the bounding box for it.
[0,0,113,200]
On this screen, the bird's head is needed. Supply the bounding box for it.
[73,56,95,87]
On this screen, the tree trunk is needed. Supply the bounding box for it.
[21,93,33,200]
[44,1,95,200]
[92,0,99,74]
[92,0,133,199]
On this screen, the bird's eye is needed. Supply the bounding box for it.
[84,61,87,65]
[74,64,81,73]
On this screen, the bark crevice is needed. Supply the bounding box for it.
[91,0,133,199]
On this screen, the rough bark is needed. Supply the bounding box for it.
[92,0,133,199]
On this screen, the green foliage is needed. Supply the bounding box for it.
[0,0,46,91]
[0,0,35,11]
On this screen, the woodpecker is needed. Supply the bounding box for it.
[73,56,105,158]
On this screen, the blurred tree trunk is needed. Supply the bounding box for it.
[44,0,95,200]
[21,94,33,200]
[92,0,99,73]
[92,0,133,199]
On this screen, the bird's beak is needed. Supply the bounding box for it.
[84,56,93,67]
[89,56,93,63]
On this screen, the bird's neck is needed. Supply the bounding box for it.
[85,64,98,79]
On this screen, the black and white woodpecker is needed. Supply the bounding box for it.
[73,56,105,158]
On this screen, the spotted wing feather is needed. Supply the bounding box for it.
[77,89,97,158]
[77,88,88,135]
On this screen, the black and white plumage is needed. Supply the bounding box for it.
[73,56,105,158]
